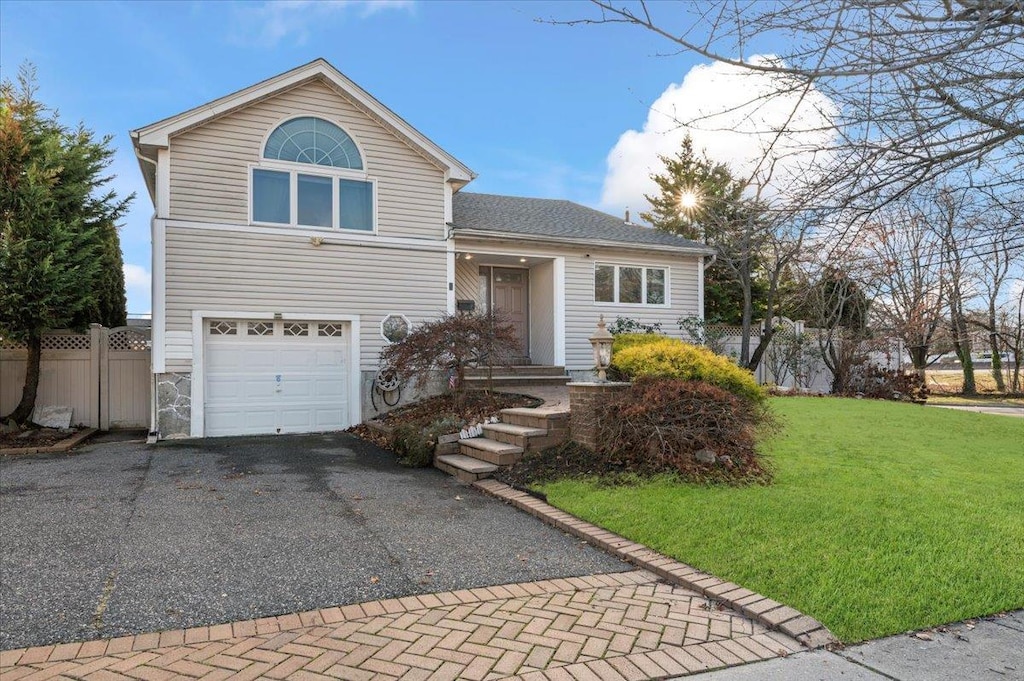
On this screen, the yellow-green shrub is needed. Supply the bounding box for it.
[612,337,765,404]
[612,332,670,354]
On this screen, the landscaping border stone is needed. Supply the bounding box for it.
[473,478,839,650]
[0,428,98,456]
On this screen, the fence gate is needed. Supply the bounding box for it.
[0,324,151,429]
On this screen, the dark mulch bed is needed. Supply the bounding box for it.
[349,390,541,448]
[497,440,773,488]
[0,426,83,451]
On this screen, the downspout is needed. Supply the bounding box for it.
[703,253,717,270]
[133,145,161,442]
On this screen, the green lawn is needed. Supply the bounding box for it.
[541,397,1024,643]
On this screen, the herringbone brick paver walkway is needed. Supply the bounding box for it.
[0,570,801,680]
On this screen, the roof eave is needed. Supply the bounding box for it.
[453,228,716,256]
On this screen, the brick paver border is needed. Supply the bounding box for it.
[473,479,838,650]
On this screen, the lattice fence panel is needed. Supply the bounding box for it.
[41,333,91,351]
[108,328,150,351]
[1,336,27,350]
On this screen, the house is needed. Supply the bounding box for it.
[131,59,713,439]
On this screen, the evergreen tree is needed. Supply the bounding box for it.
[0,65,132,423]
[641,136,766,325]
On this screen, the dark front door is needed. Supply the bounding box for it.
[492,268,529,362]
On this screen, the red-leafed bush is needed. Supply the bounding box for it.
[594,378,773,484]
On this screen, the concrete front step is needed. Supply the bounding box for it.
[464,365,567,378]
[459,437,524,466]
[482,422,566,451]
[434,454,498,482]
[500,407,569,430]
[464,375,571,388]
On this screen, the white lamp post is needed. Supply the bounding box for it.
[589,315,614,381]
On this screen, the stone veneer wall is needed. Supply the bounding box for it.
[156,373,191,438]
[567,381,631,450]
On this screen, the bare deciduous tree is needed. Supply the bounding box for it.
[569,1,1024,220]
[863,201,946,379]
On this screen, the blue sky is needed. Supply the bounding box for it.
[1,0,793,315]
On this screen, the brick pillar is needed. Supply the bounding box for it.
[568,381,631,450]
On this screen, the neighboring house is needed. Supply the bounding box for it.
[131,59,713,439]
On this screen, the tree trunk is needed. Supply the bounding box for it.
[951,320,976,396]
[747,326,774,373]
[908,345,928,380]
[6,334,42,424]
[739,272,753,366]
[988,302,1005,392]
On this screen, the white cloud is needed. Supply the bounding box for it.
[123,263,151,315]
[600,56,838,220]
[229,0,414,47]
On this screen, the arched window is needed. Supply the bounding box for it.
[252,117,374,231]
[263,117,363,169]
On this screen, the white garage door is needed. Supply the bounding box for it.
[204,319,350,437]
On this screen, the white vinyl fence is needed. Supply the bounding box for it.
[1,325,151,429]
[690,318,903,393]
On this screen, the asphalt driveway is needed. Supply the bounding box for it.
[0,433,627,650]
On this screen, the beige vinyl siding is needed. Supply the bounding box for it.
[168,80,446,239]
[529,260,556,365]
[454,237,702,369]
[163,225,448,372]
[454,259,485,311]
[565,250,700,368]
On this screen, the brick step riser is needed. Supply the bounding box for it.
[464,366,567,378]
[458,443,522,466]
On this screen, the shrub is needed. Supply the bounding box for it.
[608,317,664,335]
[611,332,670,354]
[594,378,773,484]
[612,336,766,404]
[389,416,465,468]
[379,312,520,394]
[840,365,929,403]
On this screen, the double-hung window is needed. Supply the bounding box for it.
[595,264,668,305]
[252,116,375,231]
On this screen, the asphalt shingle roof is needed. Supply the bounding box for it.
[451,192,711,252]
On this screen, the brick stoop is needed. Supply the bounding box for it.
[473,478,840,651]
[433,406,570,481]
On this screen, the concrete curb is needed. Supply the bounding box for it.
[473,478,839,650]
[0,427,98,456]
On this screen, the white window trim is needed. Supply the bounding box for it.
[248,161,378,234]
[380,313,413,344]
[593,263,671,307]
[258,114,369,173]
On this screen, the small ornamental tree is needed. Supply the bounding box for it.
[379,311,520,398]
[0,65,132,423]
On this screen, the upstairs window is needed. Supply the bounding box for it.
[252,116,374,231]
[595,264,668,305]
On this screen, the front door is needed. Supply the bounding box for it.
[492,268,529,362]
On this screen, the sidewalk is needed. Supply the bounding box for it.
[687,610,1024,680]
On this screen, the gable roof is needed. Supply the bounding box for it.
[452,192,714,255]
[131,59,475,201]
